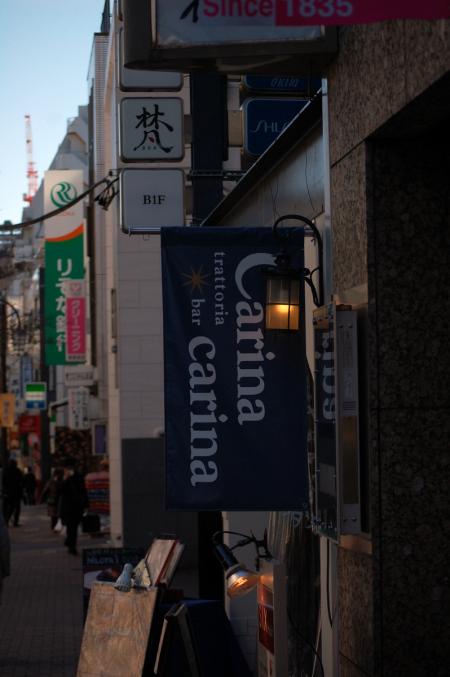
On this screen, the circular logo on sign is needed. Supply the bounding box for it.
[50,181,77,208]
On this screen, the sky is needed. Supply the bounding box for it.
[0,0,106,226]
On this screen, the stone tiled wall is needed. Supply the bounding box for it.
[327,21,450,165]
[328,19,450,677]
[367,132,450,676]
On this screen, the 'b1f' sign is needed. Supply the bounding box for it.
[119,98,184,162]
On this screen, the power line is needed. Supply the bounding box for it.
[0,174,118,232]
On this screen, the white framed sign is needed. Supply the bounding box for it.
[65,366,96,388]
[155,0,323,46]
[121,1,337,75]
[117,28,182,92]
[120,169,185,234]
[68,386,90,431]
[119,97,184,161]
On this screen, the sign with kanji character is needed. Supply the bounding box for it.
[119,98,184,161]
[44,170,85,365]
[18,414,41,435]
[68,387,90,430]
[0,393,16,427]
[64,279,87,363]
[120,169,185,233]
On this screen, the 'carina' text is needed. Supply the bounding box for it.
[189,252,275,487]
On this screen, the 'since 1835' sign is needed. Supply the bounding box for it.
[161,227,308,511]
[159,1,449,33]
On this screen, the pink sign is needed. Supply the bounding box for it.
[65,280,86,362]
[274,0,450,25]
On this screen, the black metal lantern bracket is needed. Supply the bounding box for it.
[212,529,272,573]
[269,214,324,309]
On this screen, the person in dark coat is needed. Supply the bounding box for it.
[59,461,88,555]
[23,467,37,505]
[40,468,64,529]
[2,459,24,527]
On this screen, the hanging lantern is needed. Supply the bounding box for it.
[265,254,301,331]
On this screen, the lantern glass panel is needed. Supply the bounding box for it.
[265,276,300,330]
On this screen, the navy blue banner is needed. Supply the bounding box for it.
[161,227,308,511]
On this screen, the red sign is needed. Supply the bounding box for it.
[18,414,41,435]
[275,0,450,24]
[187,1,449,25]
[65,280,86,363]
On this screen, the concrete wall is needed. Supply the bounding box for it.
[327,20,450,676]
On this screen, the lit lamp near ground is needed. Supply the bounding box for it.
[213,530,289,677]
[212,530,271,598]
[214,541,260,598]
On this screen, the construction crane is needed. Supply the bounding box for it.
[23,114,38,204]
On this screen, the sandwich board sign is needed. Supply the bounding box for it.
[25,382,47,410]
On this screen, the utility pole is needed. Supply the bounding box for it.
[39,268,51,485]
[190,72,227,599]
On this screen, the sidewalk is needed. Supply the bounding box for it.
[0,504,106,677]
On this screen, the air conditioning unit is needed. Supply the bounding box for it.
[313,302,361,541]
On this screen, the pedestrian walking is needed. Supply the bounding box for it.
[2,459,24,527]
[23,466,37,505]
[59,460,88,555]
[41,468,64,530]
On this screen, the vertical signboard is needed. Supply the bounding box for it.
[313,304,337,541]
[161,226,308,510]
[44,170,85,365]
[68,387,90,430]
[20,355,34,397]
[257,559,288,677]
[65,279,87,363]
[0,394,16,428]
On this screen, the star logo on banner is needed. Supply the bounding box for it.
[181,266,210,293]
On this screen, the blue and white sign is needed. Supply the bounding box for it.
[243,75,321,94]
[25,382,47,410]
[20,355,34,397]
[243,98,308,156]
[161,227,308,511]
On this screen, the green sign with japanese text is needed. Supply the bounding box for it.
[44,170,85,365]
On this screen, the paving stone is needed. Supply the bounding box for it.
[0,504,107,676]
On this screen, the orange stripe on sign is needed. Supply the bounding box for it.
[46,223,84,243]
